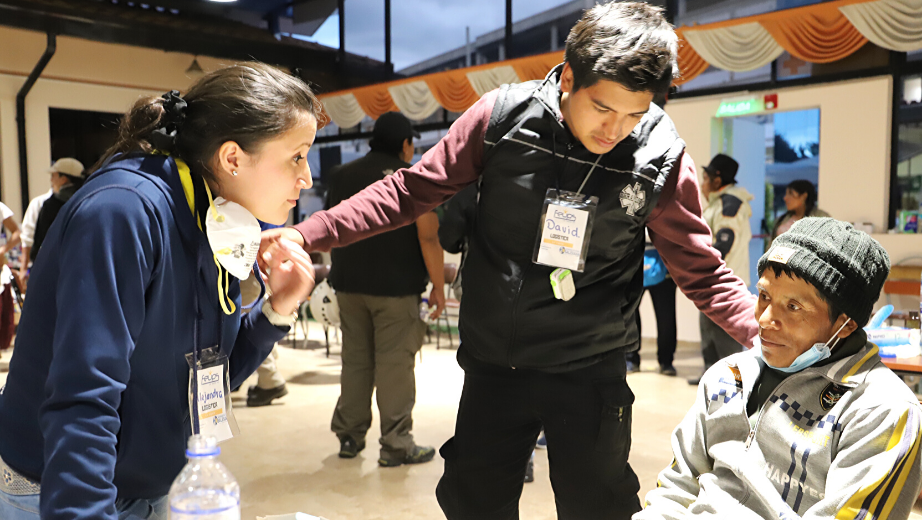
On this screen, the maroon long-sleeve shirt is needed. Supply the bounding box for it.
[296,91,758,347]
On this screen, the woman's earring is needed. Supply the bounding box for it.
[232,170,238,177]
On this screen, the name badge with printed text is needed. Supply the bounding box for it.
[533,189,598,273]
[187,346,239,443]
[195,365,233,442]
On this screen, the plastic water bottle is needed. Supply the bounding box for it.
[420,298,432,323]
[169,435,240,520]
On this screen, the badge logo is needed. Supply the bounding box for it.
[820,382,849,411]
[768,246,797,265]
[620,182,646,216]
[554,209,577,222]
[728,365,743,390]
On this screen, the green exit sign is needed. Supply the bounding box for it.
[716,97,764,117]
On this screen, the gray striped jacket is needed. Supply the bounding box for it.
[637,340,922,520]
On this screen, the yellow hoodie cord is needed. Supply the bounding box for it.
[175,157,236,316]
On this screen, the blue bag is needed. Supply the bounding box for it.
[643,247,666,288]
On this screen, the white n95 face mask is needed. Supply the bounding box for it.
[204,186,261,281]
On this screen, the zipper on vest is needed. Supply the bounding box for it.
[506,263,534,369]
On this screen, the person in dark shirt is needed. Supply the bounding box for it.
[325,112,445,467]
[30,158,86,263]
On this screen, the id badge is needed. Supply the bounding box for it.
[186,347,239,443]
[533,189,598,272]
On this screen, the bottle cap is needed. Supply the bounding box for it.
[186,434,221,458]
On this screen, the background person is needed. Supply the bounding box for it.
[19,159,79,288]
[770,179,829,246]
[689,153,752,385]
[325,111,444,467]
[0,199,20,356]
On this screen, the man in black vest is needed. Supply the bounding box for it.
[325,112,446,468]
[265,2,758,517]
[31,158,85,264]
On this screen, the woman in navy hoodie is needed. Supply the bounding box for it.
[0,62,319,520]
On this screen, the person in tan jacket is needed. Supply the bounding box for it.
[690,153,754,385]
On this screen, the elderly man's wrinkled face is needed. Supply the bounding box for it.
[755,268,857,368]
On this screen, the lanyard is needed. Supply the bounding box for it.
[177,158,227,435]
[551,135,603,197]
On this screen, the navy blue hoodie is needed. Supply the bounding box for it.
[0,154,287,519]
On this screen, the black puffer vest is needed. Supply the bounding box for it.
[458,65,686,372]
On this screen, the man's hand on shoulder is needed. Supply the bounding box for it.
[259,227,307,274]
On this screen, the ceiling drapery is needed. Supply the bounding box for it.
[321,0,922,128]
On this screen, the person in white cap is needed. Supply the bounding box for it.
[19,158,83,288]
[29,158,86,264]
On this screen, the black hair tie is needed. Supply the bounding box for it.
[149,90,187,153]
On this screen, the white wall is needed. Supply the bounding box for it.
[0,26,245,216]
[0,76,164,216]
[639,75,922,343]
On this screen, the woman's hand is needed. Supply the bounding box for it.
[261,237,315,316]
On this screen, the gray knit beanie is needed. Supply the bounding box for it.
[758,217,890,326]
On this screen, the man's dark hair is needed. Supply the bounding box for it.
[564,2,679,94]
[760,262,844,324]
[369,136,411,157]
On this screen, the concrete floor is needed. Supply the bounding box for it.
[220,330,705,520]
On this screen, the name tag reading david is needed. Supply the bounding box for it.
[533,189,598,273]
[537,204,589,270]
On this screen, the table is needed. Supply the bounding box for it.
[883,356,922,376]
[883,357,922,399]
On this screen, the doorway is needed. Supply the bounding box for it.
[711,108,821,290]
[49,107,121,173]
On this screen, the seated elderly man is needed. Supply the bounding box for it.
[637,217,922,520]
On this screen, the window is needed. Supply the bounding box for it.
[894,74,922,219]
[712,109,820,288]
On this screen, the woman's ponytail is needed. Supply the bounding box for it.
[91,94,169,174]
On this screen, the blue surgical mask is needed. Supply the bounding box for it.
[756,318,851,373]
